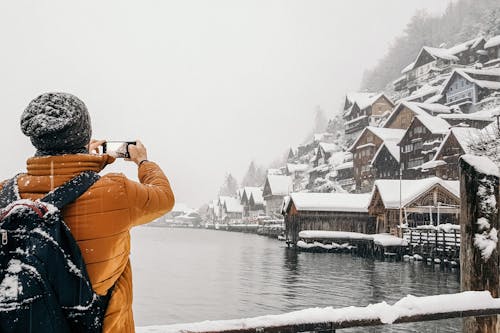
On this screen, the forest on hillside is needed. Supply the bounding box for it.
[361,0,500,91]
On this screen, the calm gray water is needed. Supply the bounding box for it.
[131,227,461,332]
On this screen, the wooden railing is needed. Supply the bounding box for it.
[145,291,500,333]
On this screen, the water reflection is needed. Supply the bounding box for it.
[132,227,462,332]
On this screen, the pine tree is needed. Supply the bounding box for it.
[242,161,266,187]
[219,173,239,196]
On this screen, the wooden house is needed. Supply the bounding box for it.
[343,93,394,142]
[371,141,400,180]
[335,161,355,191]
[401,38,485,92]
[222,197,243,224]
[263,175,292,217]
[241,187,263,217]
[438,111,494,129]
[440,68,500,113]
[348,127,405,192]
[248,191,265,217]
[383,101,450,130]
[368,177,460,235]
[282,192,375,245]
[484,35,500,67]
[399,115,450,179]
[419,127,481,180]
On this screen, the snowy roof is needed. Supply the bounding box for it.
[345,92,390,110]
[438,109,497,122]
[286,163,309,173]
[421,127,481,170]
[485,35,500,49]
[328,151,348,167]
[399,85,440,103]
[335,161,353,171]
[286,192,371,213]
[414,114,450,135]
[249,190,264,205]
[242,187,263,202]
[401,61,415,74]
[265,175,293,196]
[448,127,481,154]
[447,37,484,55]
[370,177,460,209]
[461,154,500,177]
[218,196,233,206]
[224,197,243,213]
[441,68,500,94]
[371,140,400,164]
[319,142,339,154]
[423,46,459,61]
[348,127,405,152]
[416,103,451,115]
[382,101,436,128]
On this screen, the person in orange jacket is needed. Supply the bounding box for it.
[2,92,175,332]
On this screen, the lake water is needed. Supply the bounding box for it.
[131,227,462,332]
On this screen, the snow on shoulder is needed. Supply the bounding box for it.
[136,291,500,333]
[461,154,500,177]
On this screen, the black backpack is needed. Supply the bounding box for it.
[0,171,110,333]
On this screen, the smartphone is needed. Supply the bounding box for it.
[103,141,136,158]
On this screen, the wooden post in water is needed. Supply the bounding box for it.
[459,155,500,333]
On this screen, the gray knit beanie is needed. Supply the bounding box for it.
[21,92,92,156]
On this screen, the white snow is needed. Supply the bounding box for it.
[372,234,408,247]
[299,230,373,240]
[266,175,293,196]
[371,177,460,209]
[136,291,500,333]
[286,192,371,213]
[474,228,498,261]
[461,154,500,177]
[485,35,500,49]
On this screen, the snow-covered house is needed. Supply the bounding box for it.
[282,192,375,245]
[484,35,500,67]
[440,68,500,113]
[438,109,496,129]
[348,127,405,192]
[335,161,355,191]
[248,191,265,217]
[286,163,309,181]
[383,101,450,130]
[343,92,394,143]
[263,175,293,217]
[222,197,243,224]
[370,141,400,180]
[241,187,265,217]
[399,114,451,179]
[368,177,460,235]
[419,127,481,180]
[401,38,485,92]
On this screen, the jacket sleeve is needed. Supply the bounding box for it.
[124,161,175,226]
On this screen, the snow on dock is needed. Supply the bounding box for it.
[136,291,500,333]
[298,230,407,247]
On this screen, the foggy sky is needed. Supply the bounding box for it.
[0,0,451,208]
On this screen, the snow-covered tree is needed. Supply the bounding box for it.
[219,173,238,196]
[313,105,328,134]
[241,161,266,187]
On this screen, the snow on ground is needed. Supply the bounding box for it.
[136,291,500,333]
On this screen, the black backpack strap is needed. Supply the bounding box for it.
[0,174,22,209]
[40,171,100,210]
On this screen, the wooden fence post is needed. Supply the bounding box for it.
[460,155,500,333]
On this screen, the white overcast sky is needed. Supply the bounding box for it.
[0,0,451,208]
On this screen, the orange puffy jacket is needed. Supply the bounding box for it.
[0,154,175,333]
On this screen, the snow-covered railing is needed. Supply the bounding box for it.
[137,291,500,333]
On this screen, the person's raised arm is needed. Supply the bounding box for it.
[124,140,175,226]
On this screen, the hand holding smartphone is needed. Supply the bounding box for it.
[103,141,137,158]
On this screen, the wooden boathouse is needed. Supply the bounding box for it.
[282,192,375,245]
[368,177,460,235]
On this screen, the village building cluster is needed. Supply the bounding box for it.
[205,34,500,246]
